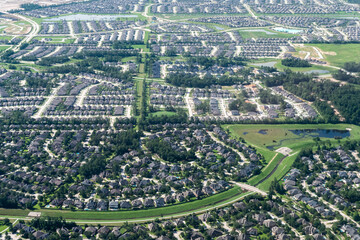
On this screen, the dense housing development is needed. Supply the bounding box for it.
[1,0,360,239]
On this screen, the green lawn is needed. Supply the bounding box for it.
[0,36,13,41]
[0,187,246,221]
[150,111,177,117]
[0,225,8,232]
[247,152,284,186]
[274,61,335,74]
[185,21,231,31]
[256,152,299,191]
[0,208,30,217]
[222,123,360,191]
[0,46,10,52]
[223,124,360,151]
[33,36,75,44]
[239,28,296,39]
[249,59,335,74]
[307,43,360,67]
[132,45,150,52]
[154,13,249,20]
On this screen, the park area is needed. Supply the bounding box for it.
[223,124,360,190]
[0,186,250,223]
[294,43,360,68]
[224,124,360,151]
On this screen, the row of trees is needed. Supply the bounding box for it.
[165,72,246,88]
[343,61,360,72]
[281,58,311,68]
[186,56,247,68]
[332,70,360,84]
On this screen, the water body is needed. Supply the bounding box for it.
[243,132,248,135]
[214,26,225,30]
[266,129,350,150]
[305,70,330,74]
[252,61,277,67]
[338,17,360,20]
[46,14,138,21]
[290,129,350,138]
[258,129,268,135]
[273,27,303,34]
[241,29,276,35]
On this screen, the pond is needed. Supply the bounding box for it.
[290,129,350,138]
[273,27,303,34]
[46,14,138,21]
[213,26,225,30]
[305,70,330,74]
[258,129,268,135]
[252,61,277,67]
[241,29,276,35]
[266,129,351,150]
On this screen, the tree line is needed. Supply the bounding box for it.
[165,72,246,88]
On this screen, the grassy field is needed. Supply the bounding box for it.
[0,225,8,232]
[150,111,177,117]
[0,187,246,222]
[0,36,13,41]
[305,43,360,67]
[223,123,360,190]
[274,61,335,74]
[223,124,360,151]
[154,13,249,20]
[185,21,231,31]
[248,59,335,74]
[0,46,11,52]
[247,152,284,186]
[33,36,75,44]
[256,152,299,191]
[239,28,297,39]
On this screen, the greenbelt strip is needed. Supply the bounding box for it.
[0,186,253,223]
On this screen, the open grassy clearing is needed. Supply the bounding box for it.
[132,44,149,52]
[121,56,136,63]
[0,46,11,52]
[239,28,296,39]
[185,21,231,31]
[247,152,284,186]
[0,208,30,217]
[274,60,335,74]
[149,111,177,117]
[259,12,360,18]
[248,58,332,74]
[248,58,335,74]
[33,36,75,44]
[0,225,8,232]
[154,13,250,20]
[38,13,147,22]
[304,43,360,67]
[223,124,360,190]
[256,152,299,191]
[0,36,13,41]
[0,187,246,221]
[223,124,360,151]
